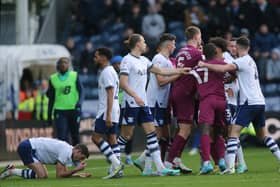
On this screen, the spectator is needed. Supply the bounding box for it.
[34,79,49,121]
[228,0,243,35]
[80,41,94,74]
[266,48,280,81]
[253,24,278,59]
[124,3,143,33]
[239,0,255,32]
[161,0,186,24]
[142,4,166,55]
[254,0,279,33]
[206,0,230,39]
[184,4,207,28]
[65,37,80,70]
[18,88,35,120]
[18,70,37,120]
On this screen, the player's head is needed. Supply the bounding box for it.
[158,33,176,55]
[185,26,201,48]
[94,47,113,66]
[56,57,70,74]
[111,55,123,73]
[125,33,147,54]
[236,36,250,54]
[209,37,227,59]
[203,43,217,60]
[72,144,89,161]
[227,38,237,57]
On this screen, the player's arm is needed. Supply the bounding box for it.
[46,79,55,124]
[120,74,144,106]
[149,65,191,76]
[56,161,86,178]
[198,61,237,73]
[76,74,84,108]
[105,86,114,127]
[155,74,180,86]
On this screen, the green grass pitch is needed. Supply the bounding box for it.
[0,148,279,187]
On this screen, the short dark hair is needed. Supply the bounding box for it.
[56,57,70,71]
[209,37,227,52]
[96,47,113,60]
[203,43,217,60]
[57,57,70,66]
[236,36,250,49]
[185,26,200,40]
[159,33,176,44]
[75,144,89,158]
[124,33,142,49]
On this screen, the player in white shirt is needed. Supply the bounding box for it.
[117,33,189,176]
[223,39,239,111]
[0,137,90,179]
[91,47,123,179]
[198,36,280,174]
[224,38,247,173]
[146,33,179,163]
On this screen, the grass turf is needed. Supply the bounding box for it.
[0,148,279,187]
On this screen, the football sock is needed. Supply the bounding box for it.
[264,136,280,161]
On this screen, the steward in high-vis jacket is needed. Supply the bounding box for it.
[47,57,84,145]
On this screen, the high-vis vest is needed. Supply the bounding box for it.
[18,97,34,112]
[35,92,49,120]
[50,71,79,110]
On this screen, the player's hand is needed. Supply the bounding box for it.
[224,73,236,83]
[105,115,113,128]
[225,108,232,124]
[75,104,82,116]
[197,61,205,67]
[134,95,145,107]
[178,67,191,74]
[75,161,86,171]
[72,172,92,178]
[226,88,234,98]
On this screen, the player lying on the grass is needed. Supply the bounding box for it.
[0,137,91,179]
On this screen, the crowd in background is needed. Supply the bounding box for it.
[17,0,280,120]
[64,0,280,83]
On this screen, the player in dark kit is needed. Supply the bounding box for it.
[191,43,227,174]
[165,26,203,173]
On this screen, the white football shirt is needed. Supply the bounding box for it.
[29,137,73,166]
[147,53,173,108]
[223,51,239,106]
[96,65,120,123]
[120,53,153,108]
[234,54,265,105]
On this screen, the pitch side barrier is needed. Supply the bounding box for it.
[1,113,278,161]
[0,118,146,161]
